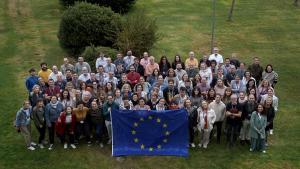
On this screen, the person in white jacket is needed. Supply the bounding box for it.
[197,100,216,148]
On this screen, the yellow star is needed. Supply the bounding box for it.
[149,147,153,151]
[163,123,167,128]
[140,117,144,121]
[157,145,161,149]
[131,130,136,135]
[140,144,145,149]
[156,118,161,123]
[134,122,139,127]
[148,116,153,120]
[165,131,170,136]
[134,138,139,143]
[163,139,168,143]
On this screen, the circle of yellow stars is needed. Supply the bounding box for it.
[131,115,170,152]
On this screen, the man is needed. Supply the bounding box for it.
[225,94,242,148]
[126,65,140,87]
[209,94,226,143]
[102,95,119,144]
[113,53,125,68]
[145,56,159,77]
[15,100,36,150]
[230,53,240,69]
[209,47,224,66]
[95,65,108,87]
[174,63,187,81]
[88,101,104,147]
[38,62,52,84]
[230,75,246,95]
[173,87,188,108]
[247,57,263,83]
[140,52,150,69]
[65,69,73,82]
[117,73,130,90]
[45,79,60,101]
[150,75,166,98]
[60,58,74,75]
[133,57,145,77]
[26,68,39,93]
[185,51,199,78]
[240,94,257,145]
[221,58,231,76]
[104,71,118,87]
[48,65,64,82]
[123,50,135,70]
[78,67,91,83]
[75,57,91,75]
[104,57,116,73]
[86,73,98,85]
[163,79,179,104]
[225,65,237,86]
[95,53,107,69]
[236,62,246,79]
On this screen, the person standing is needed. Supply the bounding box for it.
[184,99,198,148]
[209,47,224,66]
[45,96,64,150]
[197,101,216,149]
[75,57,91,75]
[32,99,46,149]
[60,58,74,75]
[89,101,104,148]
[25,68,39,93]
[250,104,267,153]
[15,100,36,150]
[247,57,263,84]
[38,62,52,84]
[73,102,91,145]
[208,94,226,144]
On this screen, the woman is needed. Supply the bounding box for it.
[214,79,226,98]
[250,104,267,153]
[164,68,179,87]
[206,88,216,104]
[190,87,203,107]
[155,98,167,111]
[65,82,76,103]
[105,82,115,96]
[91,81,100,99]
[120,96,134,110]
[55,106,76,149]
[134,98,151,110]
[45,95,64,150]
[131,93,139,106]
[192,74,202,88]
[147,92,159,110]
[222,87,232,105]
[178,74,193,96]
[262,64,278,88]
[60,90,75,109]
[263,97,275,146]
[121,83,132,99]
[29,85,44,108]
[147,68,160,85]
[32,99,46,149]
[135,84,148,100]
[114,89,123,105]
[257,80,273,100]
[134,76,151,94]
[199,62,213,86]
[242,71,256,87]
[171,54,185,70]
[197,100,216,148]
[159,56,171,78]
[246,79,257,95]
[184,99,198,148]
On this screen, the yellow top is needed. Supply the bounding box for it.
[185,58,198,69]
[38,69,52,83]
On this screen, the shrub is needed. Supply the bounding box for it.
[59,0,136,14]
[115,11,159,58]
[57,2,122,56]
[82,45,118,71]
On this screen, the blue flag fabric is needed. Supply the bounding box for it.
[111,109,189,157]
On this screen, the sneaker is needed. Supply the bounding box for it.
[70,144,77,149]
[38,144,45,149]
[48,144,54,150]
[249,148,253,152]
[262,150,266,153]
[270,130,273,135]
[190,143,196,148]
[100,143,104,148]
[64,143,68,149]
[28,146,36,151]
[87,141,92,146]
[107,139,112,145]
[198,144,202,148]
[203,145,207,149]
[116,157,124,162]
[31,142,37,146]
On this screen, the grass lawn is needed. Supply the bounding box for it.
[0,0,299,168]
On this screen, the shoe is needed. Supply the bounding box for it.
[107,139,112,145]
[203,145,207,149]
[100,143,104,148]
[265,143,269,147]
[64,143,68,149]
[262,150,266,153]
[270,130,273,135]
[116,157,124,162]
[31,142,37,146]
[249,148,253,152]
[70,144,76,149]
[28,146,36,151]
[198,144,202,148]
[190,143,196,148]
[87,141,92,146]
[38,144,45,149]
[48,144,54,150]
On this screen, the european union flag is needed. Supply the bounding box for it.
[111,109,189,157]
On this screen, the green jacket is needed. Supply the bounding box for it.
[250,111,267,139]
[102,101,119,121]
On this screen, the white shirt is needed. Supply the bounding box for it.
[209,53,224,65]
[48,71,64,82]
[78,73,91,82]
[95,57,108,69]
[199,68,212,85]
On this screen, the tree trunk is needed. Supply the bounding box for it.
[228,0,236,21]
[294,0,299,6]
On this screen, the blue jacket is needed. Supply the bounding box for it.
[25,75,39,92]
[45,102,64,126]
[15,107,32,127]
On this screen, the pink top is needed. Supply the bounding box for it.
[145,63,159,76]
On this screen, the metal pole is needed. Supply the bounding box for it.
[211,0,216,54]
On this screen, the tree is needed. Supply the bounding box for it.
[57,2,122,56]
[227,0,236,21]
[115,11,159,57]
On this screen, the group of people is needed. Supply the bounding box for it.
[15,47,279,154]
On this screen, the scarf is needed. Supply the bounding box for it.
[50,101,58,109]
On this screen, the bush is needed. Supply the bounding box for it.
[57,2,122,56]
[115,11,159,58]
[82,45,118,71]
[59,0,136,14]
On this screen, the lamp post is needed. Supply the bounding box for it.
[211,0,216,54]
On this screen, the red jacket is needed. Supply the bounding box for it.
[127,72,140,87]
[55,112,76,136]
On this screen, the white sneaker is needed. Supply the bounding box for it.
[249,148,253,152]
[190,143,196,148]
[38,144,45,149]
[107,139,112,145]
[270,130,273,135]
[28,146,35,151]
[64,143,68,149]
[100,143,104,148]
[203,145,207,149]
[48,144,54,150]
[70,144,76,149]
[31,142,37,146]
[262,150,266,153]
[198,144,202,148]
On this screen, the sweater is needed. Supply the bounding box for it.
[209,101,226,122]
[45,102,64,126]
